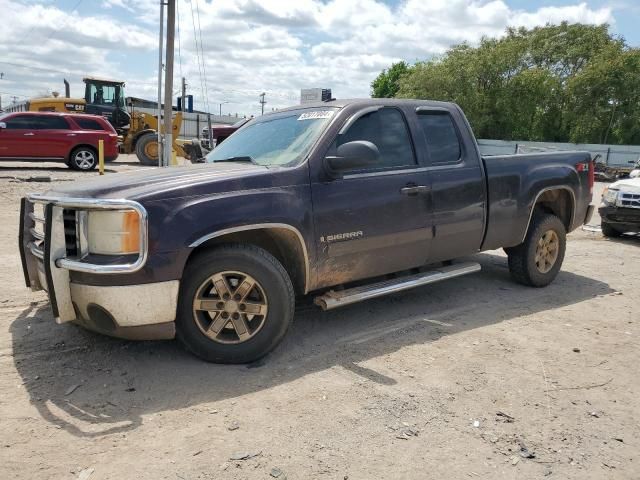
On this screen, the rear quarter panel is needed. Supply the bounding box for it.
[481,151,591,250]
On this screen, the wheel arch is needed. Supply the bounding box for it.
[187,224,310,295]
[523,186,575,241]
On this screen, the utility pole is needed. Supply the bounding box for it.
[181,77,186,112]
[163,0,176,167]
[156,0,165,167]
[259,92,266,115]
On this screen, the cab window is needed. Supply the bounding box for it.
[417,111,462,165]
[337,107,416,171]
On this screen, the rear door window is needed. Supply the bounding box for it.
[4,115,36,129]
[417,112,462,165]
[34,116,70,130]
[74,118,104,130]
[338,107,416,171]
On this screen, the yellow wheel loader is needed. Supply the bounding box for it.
[82,77,190,165]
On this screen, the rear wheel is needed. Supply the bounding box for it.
[68,146,97,171]
[601,221,622,238]
[176,244,295,363]
[507,213,566,287]
[135,133,159,166]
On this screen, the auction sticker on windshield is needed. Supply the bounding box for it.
[298,111,335,121]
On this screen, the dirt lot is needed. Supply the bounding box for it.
[0,157,638,479]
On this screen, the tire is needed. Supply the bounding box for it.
[507,213,566,287]
[176,244,295,363]
[135,133,159,166]
[601,221,622,238]
[68,146,97,171]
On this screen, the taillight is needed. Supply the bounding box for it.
[576,161,594,195]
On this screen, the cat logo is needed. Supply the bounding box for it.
[320,231,364,243]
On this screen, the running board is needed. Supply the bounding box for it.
[314,262,481,311]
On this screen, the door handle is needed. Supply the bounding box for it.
[400,185,430,196]
[23,132,35,136]
[66,133,77,137]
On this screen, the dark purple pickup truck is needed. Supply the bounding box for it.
[19,99,594,363]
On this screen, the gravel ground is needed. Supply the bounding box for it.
[0,157,638,479]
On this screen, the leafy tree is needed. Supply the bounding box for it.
[371,61,411,98]
[377,23,640,145]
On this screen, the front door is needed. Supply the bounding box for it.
[311,107,433,288]
[0,114,38,158]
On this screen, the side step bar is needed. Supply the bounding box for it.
[314,262,481,311]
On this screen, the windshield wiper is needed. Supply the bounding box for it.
[214,156,257,164]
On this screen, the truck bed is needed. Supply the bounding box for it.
[481,151,592,251]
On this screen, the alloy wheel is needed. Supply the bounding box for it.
[74,150,96,170]
[534,230,559,273]
[192,271,268,344]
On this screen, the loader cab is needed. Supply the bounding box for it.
[83,77,131,131]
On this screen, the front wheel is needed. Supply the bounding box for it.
[507,213,566,287]
[176,244,295,363]
[135,133,159,166]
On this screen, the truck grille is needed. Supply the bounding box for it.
[26,203,79,259]
[619,193,640,209]
[63,209,78,257]
[27,202,46,260]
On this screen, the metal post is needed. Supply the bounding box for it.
[157,0,165,167]
[259,92,266,115]
[181,77,186,112]
[163,0,176,167]
[98,140,105,175]
[207,113,213,149]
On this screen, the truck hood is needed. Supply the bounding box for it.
[41,162,271,201]
[610,176,640,194]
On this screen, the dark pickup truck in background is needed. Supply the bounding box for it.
[19,99,594,363]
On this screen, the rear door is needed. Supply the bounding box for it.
[415,107,486,261]
[310,106,433,288]
[0,114,38,158]
[32,115,73,158]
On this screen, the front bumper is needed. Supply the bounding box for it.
[599,205,640,232]
[19,195,178,340]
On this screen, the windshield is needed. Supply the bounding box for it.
[205,107,338,167]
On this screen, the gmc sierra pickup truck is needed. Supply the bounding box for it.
[19,99,594,363]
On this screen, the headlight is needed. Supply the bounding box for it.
[602,187,619,205]
[87,210,141,255]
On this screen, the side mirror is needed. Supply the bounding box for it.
[0,122,6,129]
[326,140,380,174]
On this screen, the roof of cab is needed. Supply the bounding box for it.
[275,98,458,113]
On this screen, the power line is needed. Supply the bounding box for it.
[45,0,84,42]
[189,0,207,113]
[194,0,210,113]
[176,0,183,81]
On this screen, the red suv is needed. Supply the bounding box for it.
[0,111,118,171]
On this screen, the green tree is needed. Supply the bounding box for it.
[371,61,411,98]
[380,23,640,145]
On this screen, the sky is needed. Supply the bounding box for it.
[0,0,638,116]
